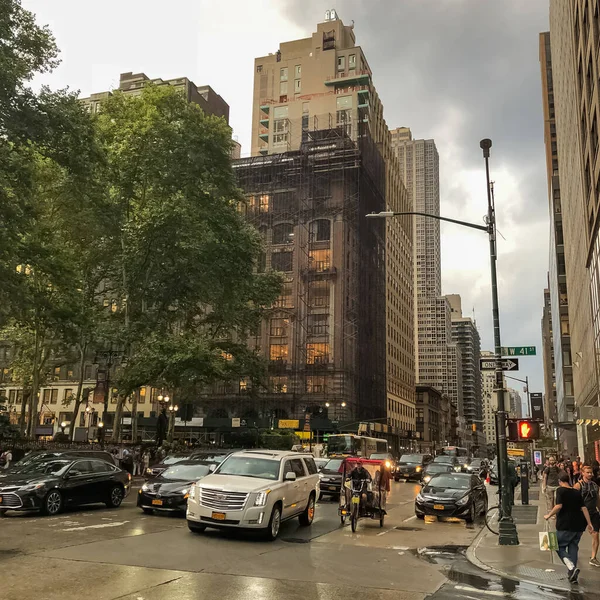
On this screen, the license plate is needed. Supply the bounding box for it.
[403,473,409,477]
[351,496,360,505]
[212,511,226,520]
[434,504,445,510]
[329,486,337,491]
[151,499,163,506]
[0,496,3,504]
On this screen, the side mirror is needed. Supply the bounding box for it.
[285,472,297,482]
[208,464,216,473]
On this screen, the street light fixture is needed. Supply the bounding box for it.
[366,138,519,546]
[60,421,67,434]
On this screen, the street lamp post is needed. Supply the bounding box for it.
[168,404,179,443]
[366,138,519,545]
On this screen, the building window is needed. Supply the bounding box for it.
[84,364,93,380]
[273,106,288,119]
[271,376,288,393]
[271,251,293,272]
[270,317,290,337]
[294,79,301,93]
[270,344,288,361]
[274,281,293,308]
[308,314,329,336]
[53,367,61,381]
[139,387,146,404]
[306,376,326,393]
[295,65,301,77]
[309,281,330,307]
[309,248,330,271]
[280,81,288,96]
[280,67,288,81]
[272,222,294,244]
[337,55,345,71]
[257,64,263,73]
[309,219,331,242]
[306,343,330,364]
[349,54,356,69]
[63,389,73,403]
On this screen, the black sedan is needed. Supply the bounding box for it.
[0,457,131,516]
[318,458,344,499]
[420,463,455,485]
[415,473,488,523]
[138,461,211,514]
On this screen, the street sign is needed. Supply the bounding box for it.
[501,346,536,356]
[533,450,543,465]
[479,358,520,371]
[507,448,525,457]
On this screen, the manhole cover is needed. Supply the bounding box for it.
[394,526,423,531]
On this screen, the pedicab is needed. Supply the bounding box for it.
[338,457,389,532]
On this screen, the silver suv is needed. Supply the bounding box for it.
[186,450,320,540]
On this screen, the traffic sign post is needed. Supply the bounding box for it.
[480,358,519,371]
[501,346,536,356]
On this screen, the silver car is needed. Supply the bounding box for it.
[186,450,320,540]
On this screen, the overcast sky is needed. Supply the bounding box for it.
[23,0,550,409]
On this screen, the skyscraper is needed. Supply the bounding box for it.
[547,2,599,457]
[208,12,416,448]
[447,294,483,451]
[391,128,465,444]
[541,284,557,427]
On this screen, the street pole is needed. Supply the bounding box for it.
[481,138,519,545]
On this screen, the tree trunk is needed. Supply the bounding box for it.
[18,387,30,437]
[112,395,125,443]
[69,341,88,441]
[26,325,42,440]
[131,390,138,443]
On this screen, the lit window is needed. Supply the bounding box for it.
[270,344,288,361]
[306,343,330,364]
[309,248,330,271]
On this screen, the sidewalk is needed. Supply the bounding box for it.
[467,483,600,593]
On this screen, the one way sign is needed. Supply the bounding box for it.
[479,358,519,371]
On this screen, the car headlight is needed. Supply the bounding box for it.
[464,464,469,470]
[254,490,271,507]
[142,483,150,492]
[189,484,196,500]
[385,461,391,468]
[423,475,431,483]
[454,466,461,472]
[415,466,422,472]
[18,482,45,492]
[456,495,470,506]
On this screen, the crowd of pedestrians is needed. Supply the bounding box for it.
[107,445,161,476]
[542,454,600,584]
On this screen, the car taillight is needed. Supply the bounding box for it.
[128,473,131,481]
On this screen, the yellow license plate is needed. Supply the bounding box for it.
[351,496,360,504]
[212,511,226,520]
[329,486,337,491]
[0,496,3,503]
[151,499,163,506]
[433,504,445,510]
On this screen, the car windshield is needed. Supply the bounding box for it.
[434,456,453,464]
[18,459,71,476]
[160,464,210,480]
[163,455,188,465]
[426,464,451,473]
[216,456,280,480]
[370,453,390,460]
[469,459,482,467]
[400,455,423,463]
[427,474,470,489]
[324,459,343,471]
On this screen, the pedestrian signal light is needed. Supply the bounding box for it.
[507,419,540,442]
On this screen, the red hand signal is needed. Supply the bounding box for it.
[519,422,532,438]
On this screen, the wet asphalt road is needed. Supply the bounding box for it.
[2,480,597,600]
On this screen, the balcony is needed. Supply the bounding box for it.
[324,70,371,87]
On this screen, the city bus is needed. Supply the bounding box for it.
[439,446,469,459]
[326,434,388,458]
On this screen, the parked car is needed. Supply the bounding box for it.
[145,454,191,479]
[0,457,130,516]
[420,463,455,484]
[138,460,212,515]
[464,458,489,476]
[432,455,462,472]
[186,450,320,540]
[314,458,329,472]
[318,457,344,499]
[396,454,433,481]
[370,453,398,476]
[3,449,117,475]
[415,472,487,523]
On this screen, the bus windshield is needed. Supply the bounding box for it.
[327,435,354,454]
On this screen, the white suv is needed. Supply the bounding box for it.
[186,450,320,540]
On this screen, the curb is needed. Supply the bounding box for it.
[465,525,572,593]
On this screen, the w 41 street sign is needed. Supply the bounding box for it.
[479,358,519,371]
[501,346,536,356]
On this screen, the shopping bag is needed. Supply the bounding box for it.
[539,530,558,551]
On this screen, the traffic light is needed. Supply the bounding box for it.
[507,419,541,442]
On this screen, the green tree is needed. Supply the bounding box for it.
[94,85,281,441]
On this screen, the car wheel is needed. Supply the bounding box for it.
[264,504,282,541]
[188,522,207,533]
[465,503,475,524]
[142,508,154,515]
[0,509,6,518]
[299,494,315,526]
[105,485,124,508]
[416,513,425,520]
[480,496,488,517]
[43,490,63,516]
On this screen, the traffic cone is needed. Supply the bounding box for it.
[485,474,491,485]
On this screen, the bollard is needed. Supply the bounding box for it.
[520,461,529,505]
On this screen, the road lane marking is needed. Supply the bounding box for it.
[61,521,130,532]
[403,515,417,522]
[454,586,507,597]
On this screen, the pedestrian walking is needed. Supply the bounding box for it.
[133,447,142,476]
[0,448,12,470]
[543,456,562,512]
[142,449,150,476]
[507,460,519,505]
[574,465,600,567]
[572,460,581,485]
[121,447,133,476]
[544,472,594,584]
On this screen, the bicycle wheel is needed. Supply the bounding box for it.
[485,505,500,535]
